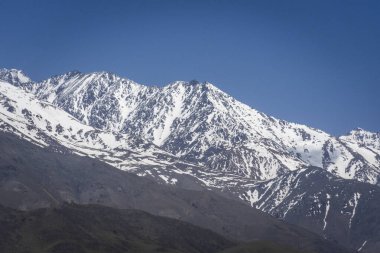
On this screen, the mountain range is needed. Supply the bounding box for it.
[0,68,379,252]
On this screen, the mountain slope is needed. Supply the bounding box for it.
[0,204,234,253]
[219,241,313,253]
[0,131,349,253]
[5,69,378,184]
[0,204,327,253]
[0,78,209,186]
[239,167,380,252]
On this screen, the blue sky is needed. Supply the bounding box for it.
[0,0,379,135]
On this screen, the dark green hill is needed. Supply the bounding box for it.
[0,204,319,253]
[219,241,312,253]
[0,203,234,253]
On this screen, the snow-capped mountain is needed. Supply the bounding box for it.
[0,76,223,192]
[7,69,379,185]
[0,78,199,173]
[1,68,380,252]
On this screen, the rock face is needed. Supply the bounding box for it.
[0,68,379,252]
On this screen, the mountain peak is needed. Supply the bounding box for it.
[0,68,32,85]
[346,127,379,136]
[340,127,380,151]
[62,70,82,77]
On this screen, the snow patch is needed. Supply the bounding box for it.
[323,193,331,231]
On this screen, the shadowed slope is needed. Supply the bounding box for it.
[0,132,350,253]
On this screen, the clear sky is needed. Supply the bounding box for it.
[0,0,379,135]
